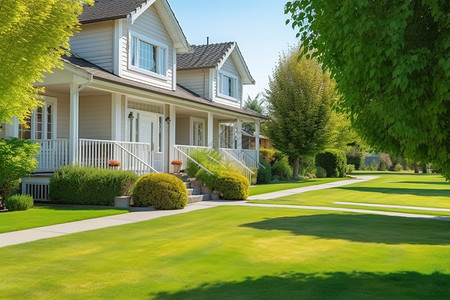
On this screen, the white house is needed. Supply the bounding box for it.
[0,0,265,199]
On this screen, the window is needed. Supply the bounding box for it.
[129,32,168,77]
[219,123,235,149]
[19,99,56,140]
[219,72,238,99]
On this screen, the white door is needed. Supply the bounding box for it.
[138,113,164,172]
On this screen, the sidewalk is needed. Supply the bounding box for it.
[2,176,448,248]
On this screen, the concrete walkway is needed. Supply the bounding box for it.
[247,176,378,200]
[1,175,449,248]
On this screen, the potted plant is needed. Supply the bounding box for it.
[108,159,121,170]
[171,159,183,173]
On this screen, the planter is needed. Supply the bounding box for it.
[201,186,212,194]
[210,192,220,200]
[172,164,181,174]
[114,196,130,208]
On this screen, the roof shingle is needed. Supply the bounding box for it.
[79,0,148,23]
[177,42,234,70]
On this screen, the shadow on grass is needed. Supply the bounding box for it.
[241,214,450,245]
[338,186,450,197]
[351,172,429,176]
[153,271,450,299]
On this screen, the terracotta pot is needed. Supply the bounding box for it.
[172,164,181,173]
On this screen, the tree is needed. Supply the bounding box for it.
[243,93,266,115]
[285,0,450,179]
[266,49,336,177]
[0,0,92,124]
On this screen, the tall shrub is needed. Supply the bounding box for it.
[0,138,39,206]
[316,149,347,178]
[257,158,272,184]
[49,166,138,206]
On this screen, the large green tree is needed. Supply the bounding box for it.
[285,0,450,179]
[0,0,92,124]
[266,49,335,177]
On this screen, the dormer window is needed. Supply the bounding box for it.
[129,31,168,78]
[219,71,238,100]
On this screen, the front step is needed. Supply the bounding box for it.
[187,193,211,203]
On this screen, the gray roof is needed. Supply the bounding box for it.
[79,0,148,23]
[177,42,234,70]
[63,55,266,119]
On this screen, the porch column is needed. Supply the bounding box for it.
[111,93,122,141]
[5,118,19,138]
[169,105,176,170]
[207,112,213,148]
[236,119,242,151]
[69,84,79,164]
[255,121,260,162]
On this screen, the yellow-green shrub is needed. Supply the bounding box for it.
[133,173,187,209]
[215,171,249,200]
[5,195,33,211]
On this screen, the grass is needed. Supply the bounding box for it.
[0,206,449,299]
[249,177,346,196]
[0,205,130,233]
[249,172,450,216]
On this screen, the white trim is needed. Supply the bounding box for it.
[128,30,169,79]
[111,94,122,140]
[208,68,215,101]
[236,119,242,151]
[69,84,79,164]
[169,104,176,169]
[189,117,205,146]
[172,42,177,91]
[217,42,236,70]
[207,112,213,148]
[218,70,238,101]
[127,0,156,24]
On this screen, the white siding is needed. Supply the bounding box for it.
[215,56,243,108]
[57,96,70,139]
[79,94,112,140]
[177,69,209,98]
[121,6,174,90]
[70,22,114,72]
[175,116,189,145]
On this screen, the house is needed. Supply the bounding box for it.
[1,0,265,199]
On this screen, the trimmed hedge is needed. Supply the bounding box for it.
[5,195,34,211]
[215,171,249,200]
[271,156,292,180]
[257,158,272,184]
[49,166,138,206]
[316,149,347,178]
[133,173,187,209]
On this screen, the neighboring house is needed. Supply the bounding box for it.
[1,0,265,199]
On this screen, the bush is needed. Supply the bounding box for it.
[271,156,292,180]
[5,194,34,211]
[250,167,258,185]
[257,158,272,184]
[378,153,393,171]
[346,145,365,170]
[133,173,187,209]
[394,164,404,172]
[0,138,39,206]
[260,147,276,164]
[298,156,315,176]
[49,166,138,206]
[315,166,327,178]
[316,149,347,177]
[215,171,249,200]
[346,164,356,174]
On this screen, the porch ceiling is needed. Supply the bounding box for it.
[44,84,111,97]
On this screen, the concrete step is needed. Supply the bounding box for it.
[187,193,211,203]
[184,182,191,189]
[187,188,201,196]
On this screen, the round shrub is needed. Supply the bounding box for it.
[133,173,187,210]
[316,149,347,178]
[215,171,249,200]
[315,166,327,178]
[5,195,34,211]
[346,164,356,174]
[394,164,404,172]
[271,156,292,180]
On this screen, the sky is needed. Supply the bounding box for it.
[169,0,300,100]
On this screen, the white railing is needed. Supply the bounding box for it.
[78,139,157,176]
[242,150,258,169]
[219,149,254,184]
[173,145,211,171]
[34,139,69,172]
[174,145,213,175]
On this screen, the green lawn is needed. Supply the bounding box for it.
[1,206,449,299]
[249,177,347,196]
[250,172,450,216]
[0,205,130,233]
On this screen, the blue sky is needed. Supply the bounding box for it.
[169,0,299,99]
